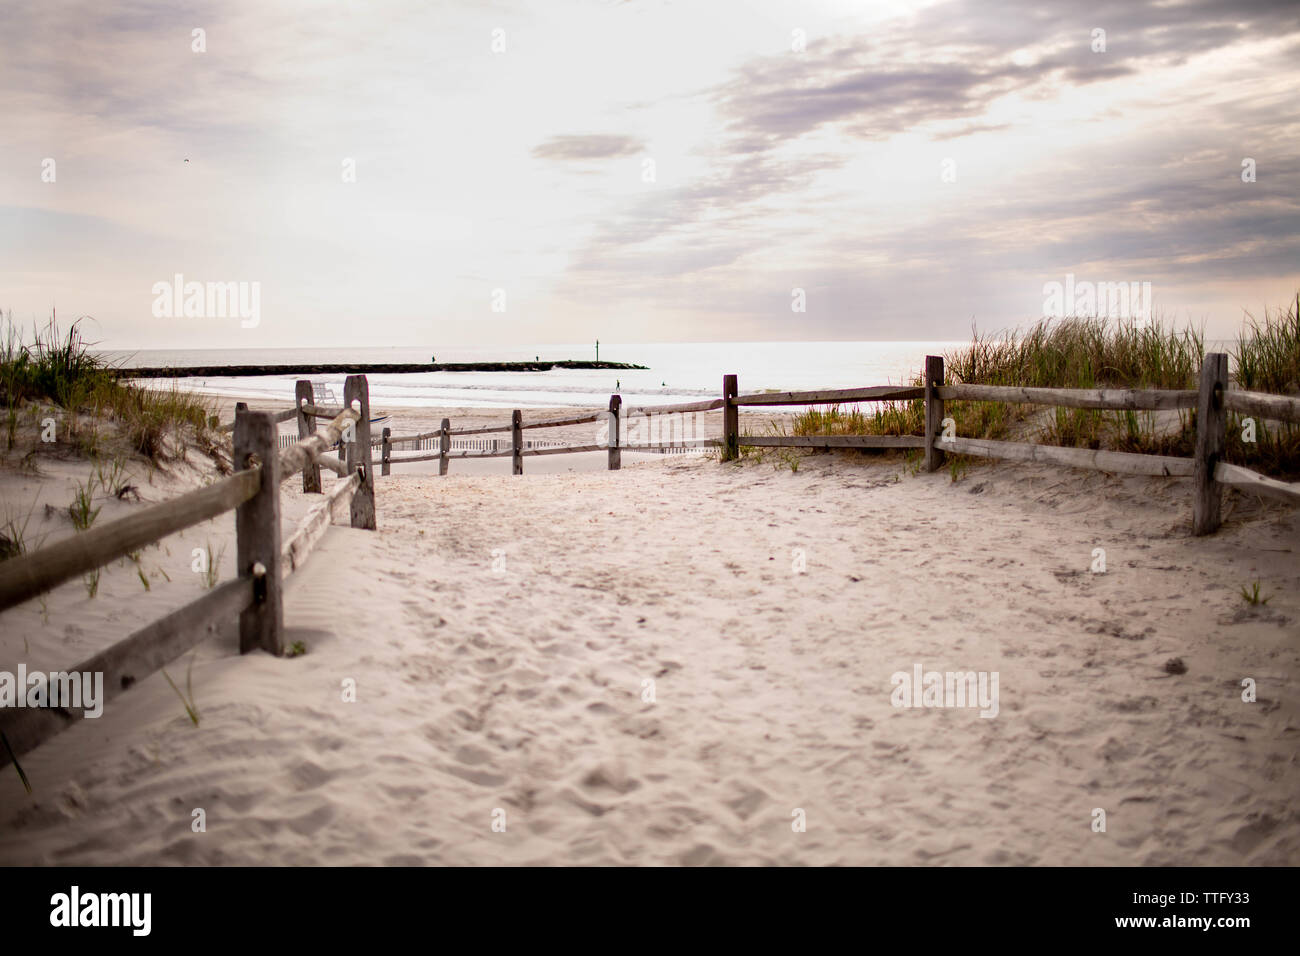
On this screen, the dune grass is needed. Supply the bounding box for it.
[1,729,32,793]
[1224,295,1300,479]
[162,654,200,726]
[1233,294,1300,394]
[792,296,1300,478]
[0,312,213,463]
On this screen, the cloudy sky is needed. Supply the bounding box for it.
[1,0,1297,348]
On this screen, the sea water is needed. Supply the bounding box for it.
[100,342,966,411]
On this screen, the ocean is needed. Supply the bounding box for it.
[101,342,966,411]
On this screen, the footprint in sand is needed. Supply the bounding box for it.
[286,804,336,836]
[581,764,641,795]
[680,843,725,866]
[1228,816,1279,855]
[723,781,769,821]
[286,761,338,792]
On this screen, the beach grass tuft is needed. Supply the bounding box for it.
[162,654,201,726]
[792,298,1300,477]
[0,311,214,465]
[1240,580,1270,606]
[0,730,32,793]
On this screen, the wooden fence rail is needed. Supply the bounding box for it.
[523,412,603,430]
[1214,461,1300,505]
[1222,389,1300,425]
[452,423,516,437]
[744,435,926,450]
[935,435,1195,478]
[734,385,925,407]
[0,469,261,614]
[936,384,1197,411]
[217,407,296,433]
[0,376,381,768]
[623,397,725,416]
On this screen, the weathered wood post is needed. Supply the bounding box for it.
[512,410,523,475]
[233,408,284,655]
[924,355,946,473]
[381,426,391,476]
[608,394,622,470]
[722,374,738,461]
[295,380,321,493]
[343,374,377,530]
[439,418,450,476]
[1193,352,1228,535]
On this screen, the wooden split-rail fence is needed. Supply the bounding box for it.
[715,354,1300,536]
[275,380,720,477]
[0,375,379,768]
[2,356,1297,768]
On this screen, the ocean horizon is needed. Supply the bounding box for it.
[102,341,970,410]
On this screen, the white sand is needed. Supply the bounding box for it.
[2,439,1297,865]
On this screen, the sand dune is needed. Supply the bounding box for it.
[1,450,1297,865]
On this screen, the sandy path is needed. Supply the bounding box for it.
[1,454,1296,865]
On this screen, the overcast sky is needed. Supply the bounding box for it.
[1,0,1297,348]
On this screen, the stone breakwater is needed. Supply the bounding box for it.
[118,360,649,378]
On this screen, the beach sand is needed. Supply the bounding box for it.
[1,418,1297,865]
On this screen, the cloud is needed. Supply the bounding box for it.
[2,0,1297,345]
[710,0,1299,151]
[532,134,646,161]
[548,0,1299,337]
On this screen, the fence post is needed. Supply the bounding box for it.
[608,394,622,470]
[722,374,738,461]
[381,426,391,476]
[344,374,377,530]
[924,355,946,473]
[439,418,450,476]
[233,408,284,656]
[512,410,523,475]
[336,397,348,465]
[295,380,321,493]
[1193,352,1228,535]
